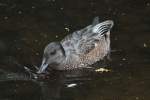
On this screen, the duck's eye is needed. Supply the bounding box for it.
[50,50,56,55]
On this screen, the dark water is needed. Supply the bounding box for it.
[0,0,150,100]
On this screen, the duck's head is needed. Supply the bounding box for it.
[37,42,66,73]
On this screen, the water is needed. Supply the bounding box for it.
[0,0,150,100]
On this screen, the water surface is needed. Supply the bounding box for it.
[0,0,150,100]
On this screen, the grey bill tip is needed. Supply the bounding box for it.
[37,59,49,74]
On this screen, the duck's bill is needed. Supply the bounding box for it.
[37,59,48,74]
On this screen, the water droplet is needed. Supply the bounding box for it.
[35,40,38,42]
[55,35,58,38]
[121,12,126,16]
[36,52,39,56]
[32,6,36,9]
[135,97,139,100]
[146,2,150,6]
[60,7,64,10]
[122,58,126,61]
[18,10,22,14]
[4,16,8,20]
[144,43,147,48]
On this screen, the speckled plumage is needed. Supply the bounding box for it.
[37,17,114,73]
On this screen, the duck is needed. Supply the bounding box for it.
[37,17,114,73]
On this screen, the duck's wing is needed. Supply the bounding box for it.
[61,21,93,55]
[61,17,113,55]
[61,24,93,56]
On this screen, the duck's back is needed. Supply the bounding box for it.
[60,17,113,69]
[61,17,99,56]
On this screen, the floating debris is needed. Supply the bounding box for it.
[24,66,38,79]
[95,68,111,73]
[64,27,70,32]
[67,83,77,88]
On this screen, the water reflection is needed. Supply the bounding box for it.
[37,70,92,100]
[0,68,95,100]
